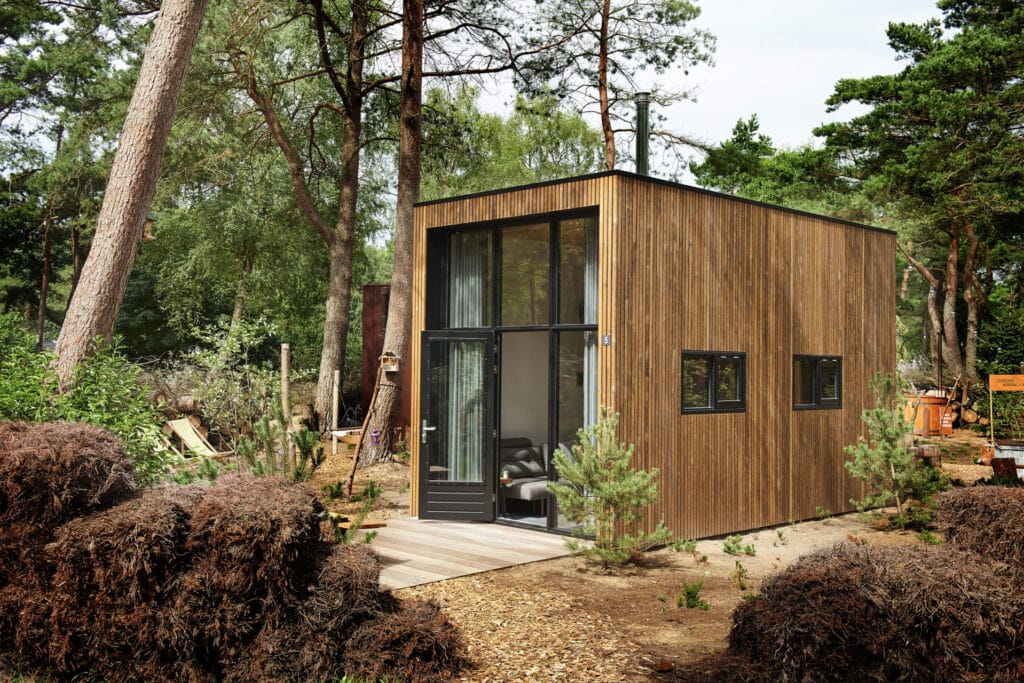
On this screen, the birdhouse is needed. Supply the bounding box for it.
[380,351,401,374]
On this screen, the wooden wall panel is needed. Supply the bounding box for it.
[411,172,895,538]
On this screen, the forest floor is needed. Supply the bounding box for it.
[310,431,993,682]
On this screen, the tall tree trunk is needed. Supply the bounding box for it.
[55,0,209,386]
[229,251,254,330]
[940,227,964,378]
[310,0,364,428]
[70,223,82,298]
[37,125,64,351]
[360,0,423,466]
[900,242,944,381]
[961,219,983,386]
[36,210,53,351]
[234,1,365,429]
[597,0,615,170]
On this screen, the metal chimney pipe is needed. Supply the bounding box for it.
[635,91,650,176]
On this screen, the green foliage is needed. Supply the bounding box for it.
[677,538,698,555]
[815,506,832,520]
[676,580,709,610]
[291,428,325,482]
[975,391,1024,441]
[391,438,410,464]
[421,88,603,201]
[548,407,672,568]
[515,0,715,170]
[730,561,750,590]
[818,1,1024,380]
[0,317,169,483]
[845,373,934,517]
[330,481,383,545]
[722,535,755,556]
[689,115,874,222]
[916,529,944,546]
[322,481,345,501]
[171,318,278,447]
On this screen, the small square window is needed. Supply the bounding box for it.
[793,356,842,409]
[682,351,746,414]
[682,355,712,409]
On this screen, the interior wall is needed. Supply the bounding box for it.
[500,331,549,447]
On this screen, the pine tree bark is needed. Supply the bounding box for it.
[961,219,983,386]
[55,0,209,386]
[940,226,964,378]
[231,0,366,429]
[899,242,944,382]
[597,0,615,170]
[360,0,423,466]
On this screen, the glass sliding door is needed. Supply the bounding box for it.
[497,331,550,527]
[558,217,597,325]
[421,211,598,530]
[419,331,494,520]
[554,330,598,531]
[500,223,550,325]
[449,230,491,328]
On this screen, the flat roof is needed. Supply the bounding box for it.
[415,169,896,237]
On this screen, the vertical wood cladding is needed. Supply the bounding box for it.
[411,172,895,537]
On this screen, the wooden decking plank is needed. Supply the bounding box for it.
[371,532,540,567]
[376,527,565,563]
[390,520,568,554]
[371,518,574,589]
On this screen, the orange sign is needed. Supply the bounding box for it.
[990,375,1024,391]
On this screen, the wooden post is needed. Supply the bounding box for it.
[989,384,995,447]
[281,343,294,472]
[332,369,340,431]
[331,369,341,455]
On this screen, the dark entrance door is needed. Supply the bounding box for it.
[419,330,495,520]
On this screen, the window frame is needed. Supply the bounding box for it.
[680,350,747,414]
[792,355,843,410]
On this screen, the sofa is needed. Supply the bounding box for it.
[499,437,550,514]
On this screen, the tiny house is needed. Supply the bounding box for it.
[409,171,895,539]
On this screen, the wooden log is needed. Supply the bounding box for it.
[962,408,980,424]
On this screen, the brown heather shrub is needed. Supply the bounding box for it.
[0,425,468,682]
[936,486,1024,575]
[0,422,135,530]
[345,599,470,683]
[686,542,1024,682]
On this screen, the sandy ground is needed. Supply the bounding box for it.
[309,430,995,681]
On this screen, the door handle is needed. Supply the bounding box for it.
[421,420,437,444]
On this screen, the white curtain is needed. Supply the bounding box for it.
[449,231,489,328]
[446,340,483,482]
[445,230,489,481]
[583,218,598,429]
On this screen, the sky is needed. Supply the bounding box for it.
[673,0,943,152]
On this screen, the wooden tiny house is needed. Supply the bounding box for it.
[409,171,895,539]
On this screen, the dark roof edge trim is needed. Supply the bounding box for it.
[414,169,897,237]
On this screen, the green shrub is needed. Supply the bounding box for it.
[292,428,325,482]
[731,560,750,590]
[677,580,709,610]
[548,406,672,568]
[723,534,755,556]
[160,318,278,447]
[975,391,1024,440]
[0,316,169,483]
[845,373,937,517]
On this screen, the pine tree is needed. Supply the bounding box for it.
[549,406,671,568]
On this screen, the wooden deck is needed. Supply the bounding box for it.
[370,518,572,589]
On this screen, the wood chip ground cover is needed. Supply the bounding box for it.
[400,514,916,682]
[310,437,990,681]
